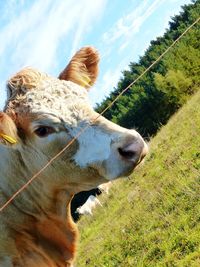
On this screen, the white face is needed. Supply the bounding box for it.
[70,116,147,180]
[18,79,148,191]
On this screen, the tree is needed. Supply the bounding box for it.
[96,0,200,137]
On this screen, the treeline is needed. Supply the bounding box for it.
[96,0,200,138]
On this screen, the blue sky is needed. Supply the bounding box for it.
[0,0,192,109]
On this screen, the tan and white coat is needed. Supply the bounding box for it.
[0,47,148,267]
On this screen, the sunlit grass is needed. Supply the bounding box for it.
[76,90,200,267]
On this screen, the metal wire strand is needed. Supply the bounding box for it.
[0,16,199,213]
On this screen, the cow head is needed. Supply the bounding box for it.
[4,47,148,194]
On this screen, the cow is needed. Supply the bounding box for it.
[71,182,111,222]
[0,47,148,267]
[71,185,104,222]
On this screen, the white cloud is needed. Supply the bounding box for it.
[0,0,107,73]
[102,0,164,48]
[0,0,107,108]
[70,0,107,56]
[0,0,191,109]
[89,0,165,106]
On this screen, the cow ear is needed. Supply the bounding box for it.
[58,47,99,90]
[7,68,45,100]
[0,112,18,145]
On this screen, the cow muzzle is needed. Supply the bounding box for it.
[118,137,148,166]
[100,131,148,180]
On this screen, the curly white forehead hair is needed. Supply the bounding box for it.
[5,47,99,118]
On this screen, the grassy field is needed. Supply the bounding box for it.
[76,90,200,267]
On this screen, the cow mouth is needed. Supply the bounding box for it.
[121,157,146,178]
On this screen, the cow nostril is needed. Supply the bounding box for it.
[118,147,136,160]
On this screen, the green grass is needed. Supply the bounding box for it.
[76,90,200,267]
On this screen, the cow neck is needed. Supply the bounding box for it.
[36,190,78,265]
[13,189,78,267]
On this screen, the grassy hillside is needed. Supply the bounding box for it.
[76,90,200,267]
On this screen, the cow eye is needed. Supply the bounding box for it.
[34,126,55,137]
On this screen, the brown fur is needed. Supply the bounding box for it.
[59,46,99,89]
[13,210,78,267]
[0,112,18,145]
[7,68,47,97]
